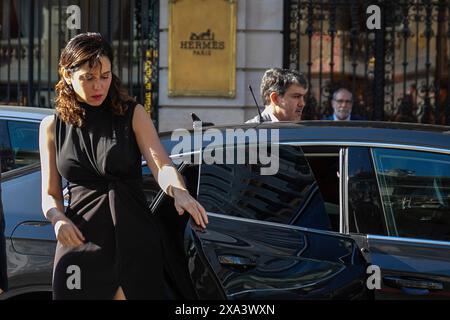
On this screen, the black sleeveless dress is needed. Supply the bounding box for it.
[53,100,164,299]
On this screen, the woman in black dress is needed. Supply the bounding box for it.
[39,32,208,300]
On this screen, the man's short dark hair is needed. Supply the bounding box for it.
[260,68,308,105]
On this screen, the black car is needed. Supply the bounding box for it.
[156,120,450,300]
[2,117,450,299]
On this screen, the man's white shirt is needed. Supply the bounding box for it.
[245,106,279,123]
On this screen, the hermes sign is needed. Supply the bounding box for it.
[180,29,225,56]
[169,0,236,97]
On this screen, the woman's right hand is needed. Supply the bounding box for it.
[54,217,85,247]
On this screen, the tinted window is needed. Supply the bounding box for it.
[303,146,340,231]
[348,147,386,235]
[372,148,450,242]
[8,121,39,151]
[0,120,14,172]
[198,145,330,228]
[7,121,40,169]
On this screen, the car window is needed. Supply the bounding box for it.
[0,120,14,173]
[372,148,450,242]
[7,120,40,169]
[8,121,39,151]
[302,146,341,232]
[348,147,386,236]
[197,144,331,229]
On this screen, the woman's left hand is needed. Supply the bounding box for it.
[172,187,208,229]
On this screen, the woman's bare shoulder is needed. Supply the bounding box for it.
[40,115,56,138]
[133,103,146,116]
[131,103,152,124]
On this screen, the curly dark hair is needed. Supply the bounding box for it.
[55,32,133,127]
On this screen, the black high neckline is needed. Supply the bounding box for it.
[80,98,109,112]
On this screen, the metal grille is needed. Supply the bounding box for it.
[285,0,450,125]
[0,0,159,126]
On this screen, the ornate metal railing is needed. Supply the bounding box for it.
[0,0,159,125]
[285,0,450,125]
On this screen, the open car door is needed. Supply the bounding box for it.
[187,142,370,299]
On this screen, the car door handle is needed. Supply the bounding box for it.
[21,221,51,227]
[218,255,257,270]
[383,276,444,291]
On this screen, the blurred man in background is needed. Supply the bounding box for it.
[323,88,364,121]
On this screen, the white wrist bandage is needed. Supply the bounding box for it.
[158,165,181,195]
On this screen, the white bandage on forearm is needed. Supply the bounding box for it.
[158,165,183,195]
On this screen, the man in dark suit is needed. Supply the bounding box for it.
[323,88,365,121]
[246,68,308,123]
[0,159,7,294]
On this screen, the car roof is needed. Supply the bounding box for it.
[269,121,450,151]
[256,120,450,132]
[159,120,450,152]
[0,105,54,122]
